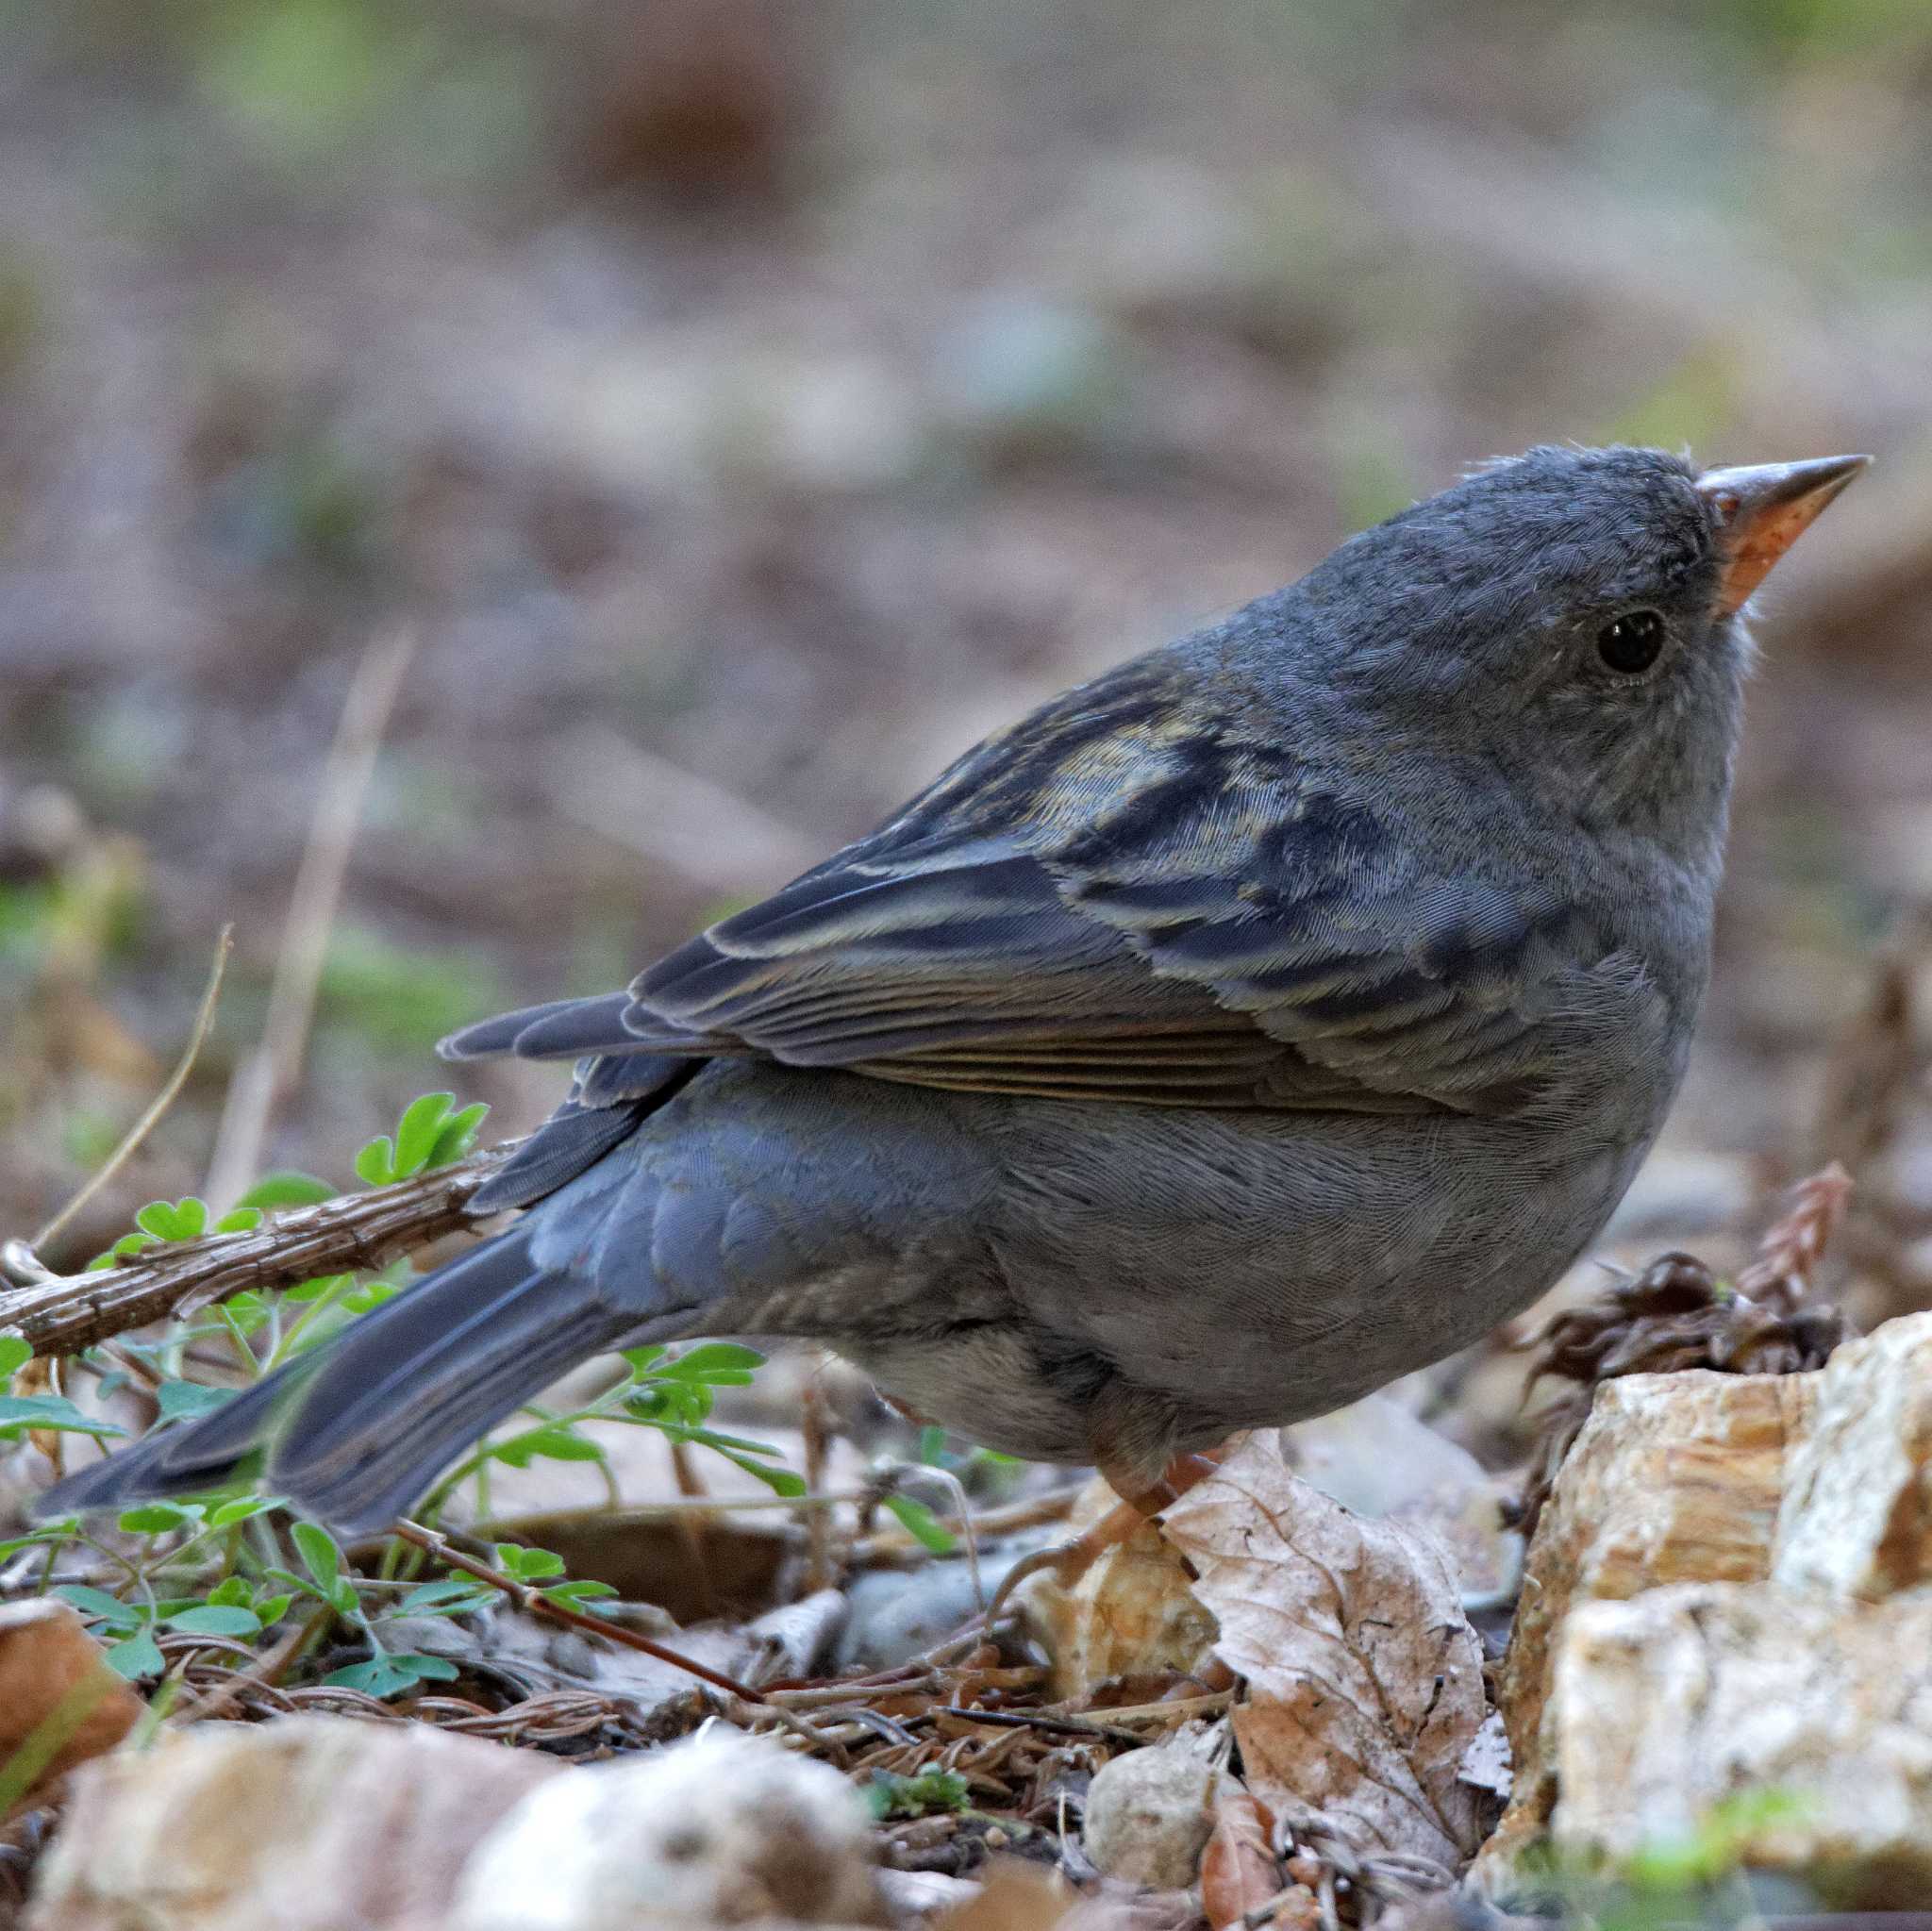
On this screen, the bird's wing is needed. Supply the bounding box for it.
[445,658,1621,1113]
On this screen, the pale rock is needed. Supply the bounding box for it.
[1081,1726,1225,1889]
[1546,1581,1932,1909]
[0,1600,142,1808]
[1483,1312,1932,1897]
[1774,1309,1932,1598]
[25,1713,559,1930]
[876,1868,982,1923]
[1018,1475,1218,1702]
[451,1726,891,1929]
[1491,1366,1812,1856]
[837,1555,1012,1673]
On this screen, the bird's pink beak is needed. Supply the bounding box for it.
[1698,454,1870,616]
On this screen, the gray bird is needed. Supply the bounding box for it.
[44,444,1866,1553]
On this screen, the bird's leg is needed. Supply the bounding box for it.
[983,1444,1226,1627]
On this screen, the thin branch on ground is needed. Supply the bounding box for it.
[390,1518,767,1705]
[204,626,417,1214]
[0,1142,518,1358]
[163,1618,315,1728]
[876,1460,983,1613]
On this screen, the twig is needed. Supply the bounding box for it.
[391,1517,767,1705]
[800,1370,833,1595]
[876,1460,983,1613]
[163,1617,313,1727]
[205,626,416,1213]
[936,1706,1145,1747]
[764,1672,944,1710]
[846,1485,1080,1562]
[27,926,235,1256]
[666,1438,720,1619]
[0,1142,518,1357]
[1076,1689,1235,1727]
[738,1701,850,1761]
[4,927,236,1470]
[485,1490,851,1523]
[480,1481,1085,1534]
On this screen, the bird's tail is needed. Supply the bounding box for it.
[40,1229,639,1536]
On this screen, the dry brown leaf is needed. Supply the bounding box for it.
[931,1860,1075,1930]
[931,1862,1192,1931]
[0,1600,142,1815]
[1198,1782,1279,1928]
[1158,1433,1490,1870]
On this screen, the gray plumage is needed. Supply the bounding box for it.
[45,443,1865,1533]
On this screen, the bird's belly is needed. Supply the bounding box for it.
[980,1103,1651,1446]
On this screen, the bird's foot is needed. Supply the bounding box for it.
[981,1446,1226,1630]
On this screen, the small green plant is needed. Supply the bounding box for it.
[351,1090,487,1187]
[891,1424,1024,1553]
[865,1767,971,1822]
[252,1521,457,1697]
[2,1087,807,1705]
[416,1340,807,1519]
[882,1494,955,1554]
[87,1197,262,1271]
[1515,1790,1819,1927]
[0,1336,125,1444]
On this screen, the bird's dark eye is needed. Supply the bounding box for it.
[1596,609,1665,674]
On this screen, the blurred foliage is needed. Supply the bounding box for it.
[0,1087,808,1696]
[4,0,542,198]
[1713,0,1932,57]
[0,0,1927,1476]
[317,927,502,1057]
[1605,351,1742,458]
[1517,1789,1820,1926]
[197,422,391,581]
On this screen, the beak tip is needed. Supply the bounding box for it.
[1809,451,1874,496]
[1698,452,1873,516]
[1698,453,1871,613]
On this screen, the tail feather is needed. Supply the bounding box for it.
[469,1103,641,1214]
[39,1348,330,1518]
[39,1228,639,1536]
[269,1240,635,1533]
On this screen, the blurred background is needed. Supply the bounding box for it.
[2,0,1930,1315]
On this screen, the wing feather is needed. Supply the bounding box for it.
[446,649,1639,1116]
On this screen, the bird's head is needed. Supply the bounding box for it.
[1297,442,1867,874]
